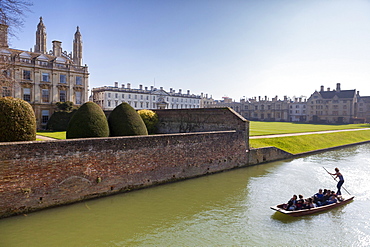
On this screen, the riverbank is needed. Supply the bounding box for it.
[250,129,370,154]
[2,111,370,219]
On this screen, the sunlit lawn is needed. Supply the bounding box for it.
[250,121,370,136]
[36,131,66,139]
[249,129,370,154]
[35,122,370,140]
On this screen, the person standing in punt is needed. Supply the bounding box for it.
[328,168,344,195]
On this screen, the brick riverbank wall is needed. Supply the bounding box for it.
[155,108,249,149]
[0,108,251,218]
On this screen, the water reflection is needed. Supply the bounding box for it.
[0,143,370,246]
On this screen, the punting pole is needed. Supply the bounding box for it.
[322,166,351,195]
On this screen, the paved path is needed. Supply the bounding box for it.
[36,135,57,141]
[250,128,370,139]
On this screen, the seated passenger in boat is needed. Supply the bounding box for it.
[305,197,317,209]
[313,189,324,206]
[283,195,297,210]
[295,195,304,210]
[326,191,338,205]
[322,189,332,204]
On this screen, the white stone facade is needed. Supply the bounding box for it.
[92,82,213,110]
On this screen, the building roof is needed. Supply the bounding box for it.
[318,89,356,99]
[1,48,73,63]
[359,96,370,103]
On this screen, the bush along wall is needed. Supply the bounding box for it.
[138,109,158,134]
[108,103,148,136]
[66,102,109,139]
[46,110,76,131]
[0,97,36,142]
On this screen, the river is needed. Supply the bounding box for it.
[1,143,370,246]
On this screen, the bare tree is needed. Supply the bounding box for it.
[0,0,32,38]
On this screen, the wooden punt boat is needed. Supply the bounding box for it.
[270,195,354,217]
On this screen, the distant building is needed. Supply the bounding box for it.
[212,95,291,122]
[92,82,214,110]
[0,17,89,129]
[357,96,370,123]
[289,97,307,122]
[306,83,357,123]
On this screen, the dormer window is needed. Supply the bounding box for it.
[20,52,32,64]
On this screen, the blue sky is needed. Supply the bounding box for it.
[9,0,370,100]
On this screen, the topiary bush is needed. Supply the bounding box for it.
[0,97,36,142]
[46,109,77,131]
[66,101,109,139]
[137,109,158,134]
[108,102,148,136]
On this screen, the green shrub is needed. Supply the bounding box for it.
[108,103,148,136]
[66,102,109,139]
[56,101,74,111]
[46,110,76,131]
[0,97,36,142]
[138,109,158,134]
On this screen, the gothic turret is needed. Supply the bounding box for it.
[73,26,83,66]
[34,17,47,54]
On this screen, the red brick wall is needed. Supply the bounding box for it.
[0,130,247,218]
[155,107,249,149]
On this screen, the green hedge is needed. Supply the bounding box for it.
[138,109,158,134]
[66,102,109,139]
[46,110,76,131]
[0,97,36,142]
[108,103,148,136]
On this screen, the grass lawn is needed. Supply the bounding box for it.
[37,131,66,139]
[250,121,370,136]
[36,122,370,140]
[250,129,370,154]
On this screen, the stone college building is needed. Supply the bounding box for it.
[0,18,89,129]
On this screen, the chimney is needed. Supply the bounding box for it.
[284,96,287,101]
[327,87,330,91]
[187,90,190,95]
[320,85,324,91]
[52,40,62,56]
[299,98,302,102]
[265,96,267,101]
[336,83,341,91]
[145,86,148,91]
[179,89,182,94]
[160,86,163,90]
[357,91,360,96]
[127,83,131,89]
[258,96,261,101]
[170,88,173,93]
[0,24,9,48]
[121,84,125,88]
[139,84,143,90]
[114,81,118,87]
[151,86,154,90]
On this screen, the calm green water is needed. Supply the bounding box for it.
[1,144,370,246]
